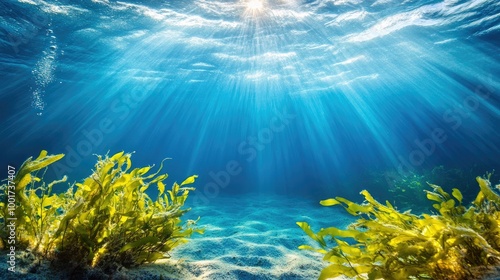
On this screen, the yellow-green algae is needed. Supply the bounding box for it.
[381,166,468,211]
[298,174,500,280]
[0,150,203,271]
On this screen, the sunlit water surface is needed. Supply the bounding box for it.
[1,0,499,201]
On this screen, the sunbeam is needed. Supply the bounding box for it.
[246,0,264,10]
[0,0,499,278]
[1,0,499,201]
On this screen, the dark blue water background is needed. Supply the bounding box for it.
[1,0,499,205]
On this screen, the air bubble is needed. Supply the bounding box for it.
[49,45,57,51]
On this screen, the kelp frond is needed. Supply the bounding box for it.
[0,150,203,271]
[298,175,500,280]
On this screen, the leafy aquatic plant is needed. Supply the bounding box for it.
[373,166,471,212]
[298,174,500,280]
[0,150,203,271]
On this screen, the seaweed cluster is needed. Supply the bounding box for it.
[0,151,202,271]
[374,166,471,212]
[298,174,500,280]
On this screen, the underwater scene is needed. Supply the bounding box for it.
[1,0,500,279]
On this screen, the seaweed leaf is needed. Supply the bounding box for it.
[0,151,202,271]
[452,188,463,203]
[320,198,341,206]
[180,175,198,186]
[120,236,160,252]
[298,176,500,280]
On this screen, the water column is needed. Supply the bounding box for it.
[31,18,58,116]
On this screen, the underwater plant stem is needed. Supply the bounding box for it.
[61,224,68,251]
[341,251,359,277]
[1,151,201,270]
[37,187,47,250]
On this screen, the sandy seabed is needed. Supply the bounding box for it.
[0,194,354,280]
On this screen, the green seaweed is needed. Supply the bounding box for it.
[373,166,473,212]
[0,150,203,271]
[298,174,500,280]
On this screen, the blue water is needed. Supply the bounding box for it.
[1,0,499,205]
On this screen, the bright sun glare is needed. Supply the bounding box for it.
[246,0,264,10]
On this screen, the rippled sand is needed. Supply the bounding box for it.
[127,194,353,279]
